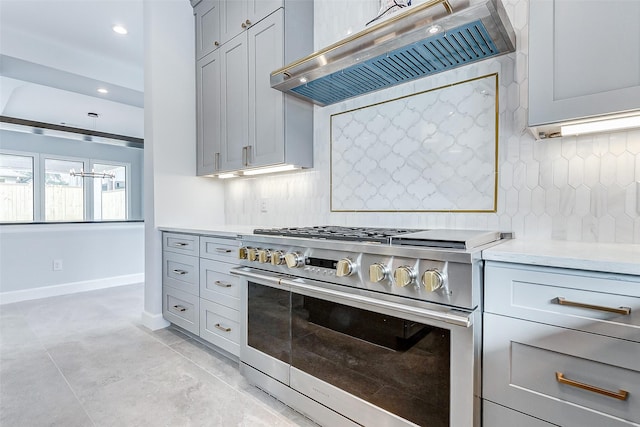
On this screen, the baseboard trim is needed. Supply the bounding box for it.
[0,273,144,305]
[141,310,170,331]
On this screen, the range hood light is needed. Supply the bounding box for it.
[242,164,300,176]
[299,77,308,83]
[427,24,443,34]
[217,172,238,179]
[560,114,640,136]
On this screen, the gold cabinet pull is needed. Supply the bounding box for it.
[555,372,629,401]
[172,305,187,312]
[172,269,188,275]
[214,152,220,171]
[214,323,231,332]
[554,297,631,315]
[214,280,232,288]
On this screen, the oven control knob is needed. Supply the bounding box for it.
[336,258,355,277]
[393,266,416,287]
[422,269,444,292]
[285,252,305,268]
[257,249,271,264]
[238,247,249,260]
[247,248,259,262]
[369,263,388,282]
[271,250,285,265]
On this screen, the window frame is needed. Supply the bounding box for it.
[1,149,131,223]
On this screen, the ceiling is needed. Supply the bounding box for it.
[0,0,144,138]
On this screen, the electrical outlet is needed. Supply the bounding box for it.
[53,259,63,271]
[260,198,269,213]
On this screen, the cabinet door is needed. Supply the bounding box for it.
[196,50,221,176]
[247,10,284,167]
[194,0,220,60]
[220,0,247,45]
[528,0,640,126]
[247,0,282,23]
[220,34,249,171]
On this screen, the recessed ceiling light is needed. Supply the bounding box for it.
[112,25,128,35]
[97,88,109,94]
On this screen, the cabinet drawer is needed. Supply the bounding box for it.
[162,252,199,296]
[483,401,556,427]
[200,258,240,309]
[484,313,640,426]
[163,286,199,335]
[163,232,200,256]
[485,262,640,343]
[199,299,240,356]
[200,236,239,262]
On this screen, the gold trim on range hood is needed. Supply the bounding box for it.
[271,0,515,106]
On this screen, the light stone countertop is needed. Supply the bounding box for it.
[482,239,640,276]
[157,225,257,238]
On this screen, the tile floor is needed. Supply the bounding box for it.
[0,284,316,426]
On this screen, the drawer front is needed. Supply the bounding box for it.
[485,262,640,342]
[163,286,199,335]
[200,258,240,309]
[483,401,557,427]
[163,232,200,256]
[200,236,239,262]
[199,299,240,356]
[483,313,640,426]
[163,252,199,296]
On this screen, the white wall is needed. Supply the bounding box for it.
[142,0,225,330]
[223,0,640,244]
[0,222,144,304]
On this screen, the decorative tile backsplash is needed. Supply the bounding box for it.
[224,0,640,243]
[331,74,498,212]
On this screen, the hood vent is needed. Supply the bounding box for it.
[271,0,515,106]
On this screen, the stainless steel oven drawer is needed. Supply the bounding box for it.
[200,258,240,309]
[163,286,199,335]
[200,236,239,262]
[483,313,640,426]
[199,299,240,356]
[485,262,640,343]
[162,251,199,296]
[163,232,200,256]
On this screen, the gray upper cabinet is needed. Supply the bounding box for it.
[528,0,640,127]
[194,0,221,60]
[194,0,313,175]
[196,50,221,175]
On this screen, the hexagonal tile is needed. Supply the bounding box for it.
[583,155,600,188]
[499,161,514,190]
[606,184,625,216]
[614,214,635,244]
[559,187,576,216]
[526,161,540,189]
[589,183,607,218]
[567,157,584,189]
[552,157,569,188]
[574,185,591,216]
[576,135,595,159]
[597,215,616,243]
[625,182,639,217]
[531,186,545,216]
[518,187,532,213]
[615,152,635,186]
[581,216,597,242]
[561,137,576,160]
[545,186,560,217]
[608,132,627,156]
[513,161,527,189]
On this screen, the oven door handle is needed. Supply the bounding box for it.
[280,277,473,328]
[230,267,473,328]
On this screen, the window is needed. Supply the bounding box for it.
[0,151,131,223]
[93,163,127,220]
[0,153,34,222]
[45,158,84,221]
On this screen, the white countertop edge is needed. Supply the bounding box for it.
[157,225,256,238]
[483,240,640,276]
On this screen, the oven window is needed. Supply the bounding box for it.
[291,294,450,427]
[247,282,291,364]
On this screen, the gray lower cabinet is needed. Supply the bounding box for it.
[483,261,640,426]
[483,401,557,427]
[162,232,240,357]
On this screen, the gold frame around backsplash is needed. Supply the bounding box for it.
[329,73,499,213]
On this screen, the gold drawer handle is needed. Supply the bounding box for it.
[214,280,232,288]
[556,372,629,401]
[172,305,187,312]
[215,248,232,253]
[554,297,631,315]
[172,269,188,275]
[215,323,231,332]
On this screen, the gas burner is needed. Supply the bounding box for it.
[253,226,423,244]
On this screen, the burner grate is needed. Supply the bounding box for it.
[252,226,423,243]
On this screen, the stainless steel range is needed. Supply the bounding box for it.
[231,226,510,427]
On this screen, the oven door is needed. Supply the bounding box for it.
[234,266,479,427]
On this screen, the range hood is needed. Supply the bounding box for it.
[271,0,515,106]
